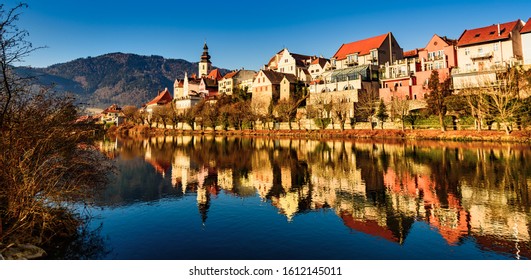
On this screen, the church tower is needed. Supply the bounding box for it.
[199,42,212,77]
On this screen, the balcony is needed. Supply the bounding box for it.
[427,55,445,61]
[470,51,494,60]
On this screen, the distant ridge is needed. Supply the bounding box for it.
[15,52,230,108]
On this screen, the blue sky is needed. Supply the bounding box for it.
[7,0,531,71]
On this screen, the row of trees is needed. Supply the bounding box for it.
[424,68,531,134]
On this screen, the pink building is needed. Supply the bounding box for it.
[379,35,457,103]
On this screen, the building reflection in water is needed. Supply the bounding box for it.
[100,136,531,259]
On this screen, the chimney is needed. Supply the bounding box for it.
[498,23,500,36]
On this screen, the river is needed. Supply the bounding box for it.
[65,136,531,259]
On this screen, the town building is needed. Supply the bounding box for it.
[218,69,257,95]
[173,73,201,111]
[308,33,401,119]
[199,43,212,77]
[251,69,298,114]
[308,57,331,80]
[265,48,315,83]
[521,18,531,67]
[100,104,124,125]
[330,32,403,69]
[379,34,458,103]
[452,20,525,90]
[173,43,224,110]
[144,88,173,114]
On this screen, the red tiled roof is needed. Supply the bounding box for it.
[457,20,521,46]
[521,18,531,34]
[311,57,330,68]
[333,33,388,60]
[207,69,222,81]
[403,49,422,58]
[102,104,121,114]
[222,70,239,79]
[146,88,173,106]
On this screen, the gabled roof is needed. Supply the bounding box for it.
[457,20,521,47]
[202,77,218,88]
[102,104,121,114]
[333,33,388,60]
[174,79,184,88]
[206,69,222,80]
[146,88,173,106]
[266,49,285,69]
[222,70,239,79]
[290,52,314,67]
[521,18,531,34]
[311,57,330,68]
[439,35,458,46]
[259,70,298,85]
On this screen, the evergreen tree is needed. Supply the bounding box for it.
[376,99,389,129]
[426,70,452,131]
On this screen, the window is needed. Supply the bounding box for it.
[428,52,436,60]
[478,48,483,55]
[465,48,470,55]
[437,50,444,58]
[493,43,499,51]
[284,59,288,63]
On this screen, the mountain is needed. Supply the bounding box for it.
[15,53,230,108]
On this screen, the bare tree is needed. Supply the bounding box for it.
[481,67,528,134]
[1,3,110,249]
[275,99,296,130]
[122,105,139,124]
[0,3,42,130]
[355,89,378,130]
[390,97,409,131]
[331,99,350,131]
[152,104,173,129]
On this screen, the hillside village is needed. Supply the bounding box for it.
[96,18,531,133]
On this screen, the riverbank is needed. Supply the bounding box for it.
[107,124,531,143]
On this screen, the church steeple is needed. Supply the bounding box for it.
[199,42,212,77]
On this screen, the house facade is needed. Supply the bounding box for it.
[452,20,524,90]
[251,70,298,114]
[218,69,257,95]
[330,33,403,69]
[266,48,314,83]
[174,72,201,111]
[379,34,458,103]
[521,18,531,67]
[100,104,124,125]
[308,57,331,80]
[144,88,173,114]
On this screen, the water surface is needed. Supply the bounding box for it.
[78,136,531,260]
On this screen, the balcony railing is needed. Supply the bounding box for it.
[451,64,507,75]
[470,51,494,60]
